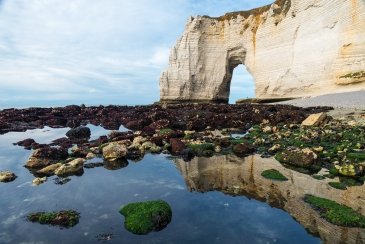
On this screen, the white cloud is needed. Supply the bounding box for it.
[0,0,273,107]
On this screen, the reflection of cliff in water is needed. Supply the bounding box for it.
[175,155,365,244]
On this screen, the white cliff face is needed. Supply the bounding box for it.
[160,0,365,102]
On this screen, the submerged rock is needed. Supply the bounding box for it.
[0,171,17,183]
[119,200,172,235]
[104,159,128,170]
[32,177,47,186]
[53,177,71,185]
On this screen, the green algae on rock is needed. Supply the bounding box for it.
[261,169,288,181]
[119,200,172,235]
[27,210,80,228]
[304,195,365,228]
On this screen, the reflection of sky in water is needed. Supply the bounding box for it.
[0,127,320,243]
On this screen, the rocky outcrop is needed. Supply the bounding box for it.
[160,0,365,103]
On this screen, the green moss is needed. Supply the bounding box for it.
[261,169,288,181]
[187,143,214,151]
[328,182,347,190]
[304,194,365,228]
[340,71,365,79]
[230,138,245,145]
[312,175,326,180]
[347,152,365,160]
[119,200,172,235]
[158,128,174,135]
[27,210,80,228]
[329,168,339,176]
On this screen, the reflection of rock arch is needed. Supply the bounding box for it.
[160,0,365,103]
[174,155,365,244]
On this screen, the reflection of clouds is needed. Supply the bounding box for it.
[120,178,185,190]
[0,232,11,243]
[0,126,69,146]
[23,195,46,203]
[16,181,32,188]
[2,211,25,226]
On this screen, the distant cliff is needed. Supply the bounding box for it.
[160,0,365,103]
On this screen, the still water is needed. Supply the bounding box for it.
[0,125,327,243]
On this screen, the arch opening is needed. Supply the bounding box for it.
[228,64,255,104]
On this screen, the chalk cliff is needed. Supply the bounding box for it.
[160,0,365,103]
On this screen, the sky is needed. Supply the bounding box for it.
[0,0,273,108]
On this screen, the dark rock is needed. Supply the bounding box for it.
[25,147,68,169]
[104,159,129,170]
[50,137,73,148]
[54,177,71,185]
[84,162,104,169]
[232,143,255,157]
[66,126,91,140]
[125,120,143,130]
[275,147,318,168]
[181,148,196,161]
[170,138,186,155]
[126,148,144,161]
[13,138,36,150]
[141,126,155,136]
[150,136,164,147]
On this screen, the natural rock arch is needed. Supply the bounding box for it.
[160,0,365,103]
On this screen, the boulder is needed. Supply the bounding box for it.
[32,177,47,186]
[13,138,37,150]
[276,147,318,168]
[0,171,17,182]
[170,138,186,155]
[302,113,327,126]
[55,158,85,177]
[66,126,91,140]
[36,163,62,176]
[25,147,68,169]
[119,200,172,235]
[232,143,255,157]
[336,164,365,177]
[102,142,128,161]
